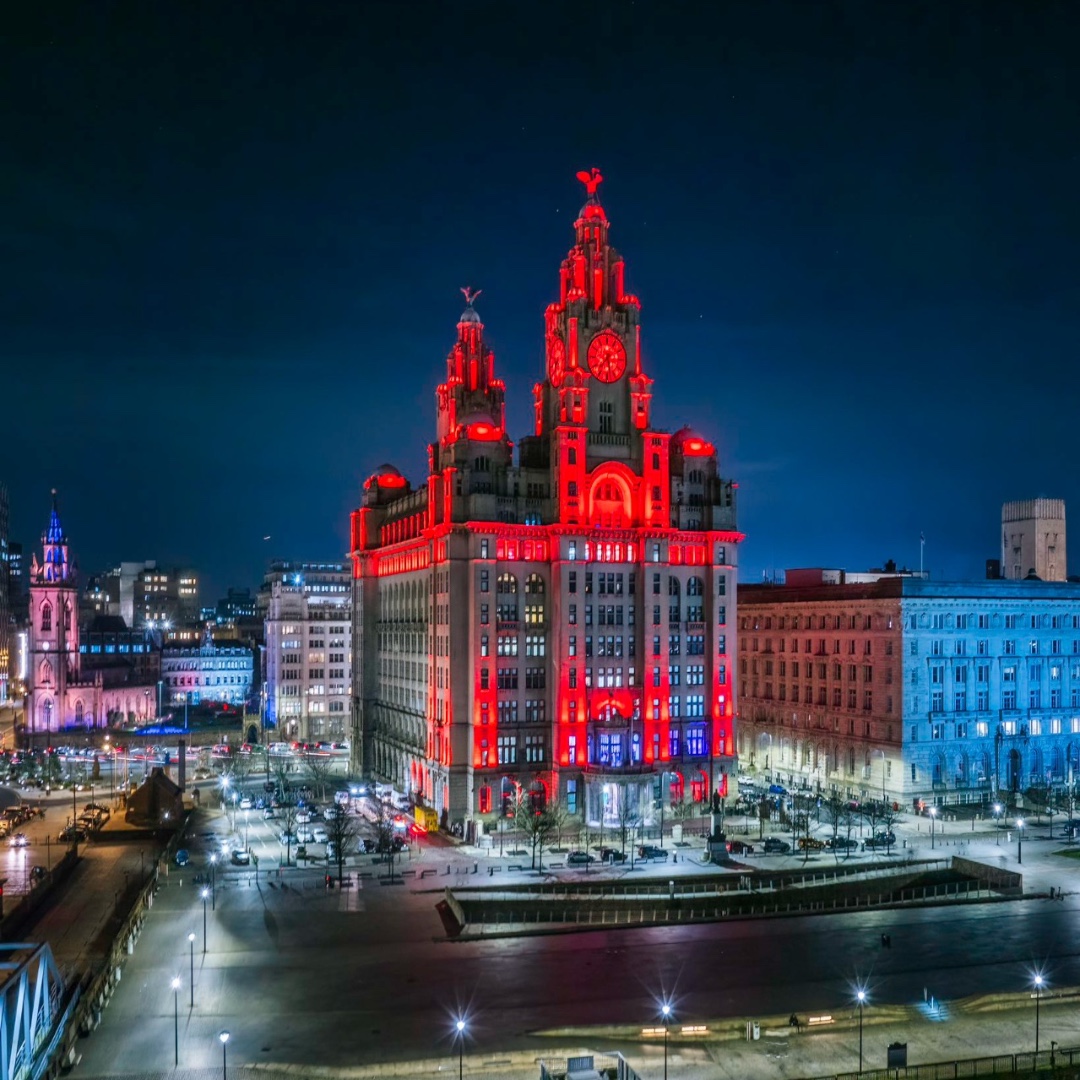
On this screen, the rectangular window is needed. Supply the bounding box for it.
[480,570,489,593]
[568,571,577,594]
[480,539,489,559]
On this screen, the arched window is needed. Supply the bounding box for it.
[63,603,72,631]
[74,700,84,724]
[496,573,518,595]
[41,602,52,633]
[39,658,53,686]
[41,699,52,731]
[668,577,681,597]
[687,576,704,597]
[525,574,545,595]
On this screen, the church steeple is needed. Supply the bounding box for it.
[32,489,73,585]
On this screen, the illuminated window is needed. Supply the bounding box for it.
[480,539,490,559]
[480,635,489,657]
[40,603,52,632]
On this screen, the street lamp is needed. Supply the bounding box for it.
[187,932,195,1008]
[1017,817,1025,864]
[929,805,937,850]
[455,1018,466,1080]
[201,888,209,953]
[171,976,180,1066]
[661,1002,673,1080]
[1034,973,1044,1052]
[209,853,217,910]
[219,1030,230,1080]
[856,988,867,1073]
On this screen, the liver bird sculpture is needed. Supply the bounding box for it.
[576,168,603,195]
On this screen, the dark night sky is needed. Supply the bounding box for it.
[4,1,1079,601]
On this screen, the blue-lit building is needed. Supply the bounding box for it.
[161,625,253,708]
[738,571,1080,808]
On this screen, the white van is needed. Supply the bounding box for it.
[374,783,394,802]
[391,790,410,812]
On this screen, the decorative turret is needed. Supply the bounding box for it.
[433,288,510,473]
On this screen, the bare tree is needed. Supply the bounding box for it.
[325,807,362,884]
[303,753,334,802]
[271,756,292,799]
[279,796,299,865]
[513,788,557,871]
[373,799,401,882]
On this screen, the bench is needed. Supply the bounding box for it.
[420,868,437,878]
[807,1015,834,1027]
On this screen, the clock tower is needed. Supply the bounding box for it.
[534,169,663,529]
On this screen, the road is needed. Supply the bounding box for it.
[68,801,1080,1078]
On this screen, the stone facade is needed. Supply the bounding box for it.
[738,574,1080,807]
[350,174,741,833]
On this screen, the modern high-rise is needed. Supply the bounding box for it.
[81,560,200,628]
[1002,499,1066,582]
[350,172,741,834]
[262,561,351,742]
[738,569,1080,807]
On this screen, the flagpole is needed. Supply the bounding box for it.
[920,533,925,576]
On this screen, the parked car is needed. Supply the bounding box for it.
[58,826,87,842]
[175,849,190,866]
[594,845,628,863]
[323,805,345,821]
[566,850,595,865]
[637,845,669,861]
[762,837,791,854]
[826,836,859,851]
[726,839,755,855]
[296,827,316,844]
[865,832,897,850]
[296,810,313,825]
[239,797,253,810]
[263,807,277,820]
[312,825,329,844]
[231,849,251,865]
[279,831,299,846]
[798,836,826,851]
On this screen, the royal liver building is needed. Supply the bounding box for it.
[350,172,742,835]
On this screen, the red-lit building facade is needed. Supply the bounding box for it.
[350,173,742,833]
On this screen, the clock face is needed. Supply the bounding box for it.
[587,330,626,382]
[548,335,566,386]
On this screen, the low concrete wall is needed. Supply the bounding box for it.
[952,855,1022,892]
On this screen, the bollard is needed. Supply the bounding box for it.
[474,862,478,874]
[488,865,493,877]
[669,879,675,901]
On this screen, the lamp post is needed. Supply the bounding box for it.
[219,1030,230,1080]
[1034,974,1044,1052]
[856,989,866,1073]
[661,1003,672,1080]
[172,976,180,1066]
[1017,817,1025,864]
[929,805,937,849]
[209,853,217,910]
[188,932,195,1008]
[455,1019,466,1080]
[201,888,209,953]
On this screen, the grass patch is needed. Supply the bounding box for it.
[1052,848,1080,860]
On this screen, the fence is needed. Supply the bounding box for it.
[813,1042,1080,1079]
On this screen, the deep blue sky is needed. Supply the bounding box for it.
[4,0,1079,601]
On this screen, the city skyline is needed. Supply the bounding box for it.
[4,1,1079,599]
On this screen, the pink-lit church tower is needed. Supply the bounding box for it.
[26,494,152,736]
